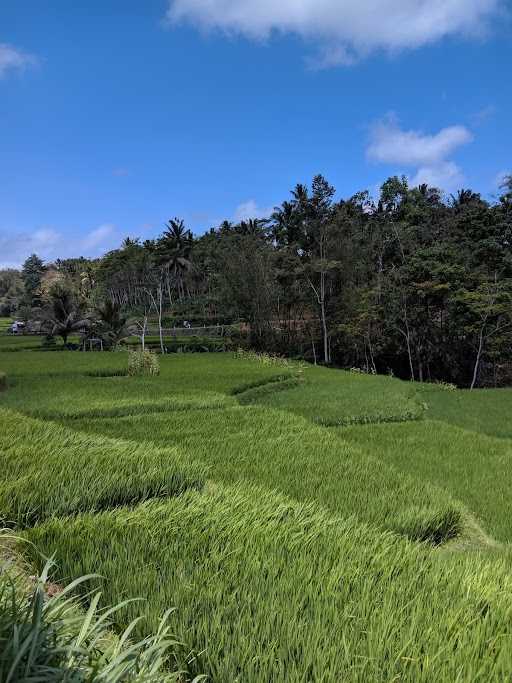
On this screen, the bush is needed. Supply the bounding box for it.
[128,348,160,376]
[41,334,57,350]
[0,372,6,391]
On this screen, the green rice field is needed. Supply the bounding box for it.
[2,338,512,681]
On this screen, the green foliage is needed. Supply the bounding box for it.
[0,372,6,391]
[420,383,512,439]
[0,557,195,682]
[21,254,45,308]
[127,348,160,376]
[94,300,132,348]
[66,403,465,544]
[0,317,13,332]
[0,271,23,316]
[240,362,425,426]
[0,335,80,353]
[122,335,232,353]
[234,346,305,370]
[42,283,91,345]
[3,172,512,388]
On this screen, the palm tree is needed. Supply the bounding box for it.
[42,285,90,345]
[95,300,132,349]
[156,218,193,302]
[270,200,298,246]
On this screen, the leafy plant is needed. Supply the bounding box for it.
[41,283,90,345]
[0,556,203,682]
[127,349,160,376]
[95,301,132,349]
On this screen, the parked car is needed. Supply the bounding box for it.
[9,321,25,334]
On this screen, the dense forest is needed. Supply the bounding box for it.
[2,174,512,388]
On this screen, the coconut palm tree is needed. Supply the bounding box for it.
[42,284,90,345]
[156,218,193,301]
[95,300,132,349]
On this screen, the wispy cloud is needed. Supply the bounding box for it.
[166,0,501,67]
[234,199,273,222]
[367,116,474,190]
[0,224,119,269]
[0,43,37,78]
[470,104,497,126]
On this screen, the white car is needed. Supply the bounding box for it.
[9,321,25,334]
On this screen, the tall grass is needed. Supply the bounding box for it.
[0,409,206,526]
[340,419,512,543]
[3,350,512,681]
[71,405,466,544]
[24,485,512,682]
[420,382,512,439]
[0,317,13,332]
[238,362,425,425]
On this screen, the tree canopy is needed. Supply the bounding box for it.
[4,174,512,387]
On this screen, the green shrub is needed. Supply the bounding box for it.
[0,372,6,391]
[128,349,160,376]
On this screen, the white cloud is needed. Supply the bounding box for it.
[0,225,119,269]
[166,0,500,65]
[234,199,272,221]
[410,161,464,190]
[81,224,115,250]
[367,117,473,190]
[0,43,37,78]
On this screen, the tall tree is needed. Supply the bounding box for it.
[21,254,45,308]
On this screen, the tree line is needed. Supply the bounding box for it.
[2,173,511,387]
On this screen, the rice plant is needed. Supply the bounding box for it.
[341,418,512,542]
[0,409,206,526]
[2,350,512,681]
[23,486,512,682]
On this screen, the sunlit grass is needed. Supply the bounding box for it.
[2,350,512,680]
[420,383,512,439]
[0,408,206,526]
[340,419,512,543]
[71,406,465,544]
[24,485,512,682]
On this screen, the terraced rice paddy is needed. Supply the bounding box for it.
[2,340,512,681]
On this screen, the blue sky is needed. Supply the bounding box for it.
[1,0,511,267]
